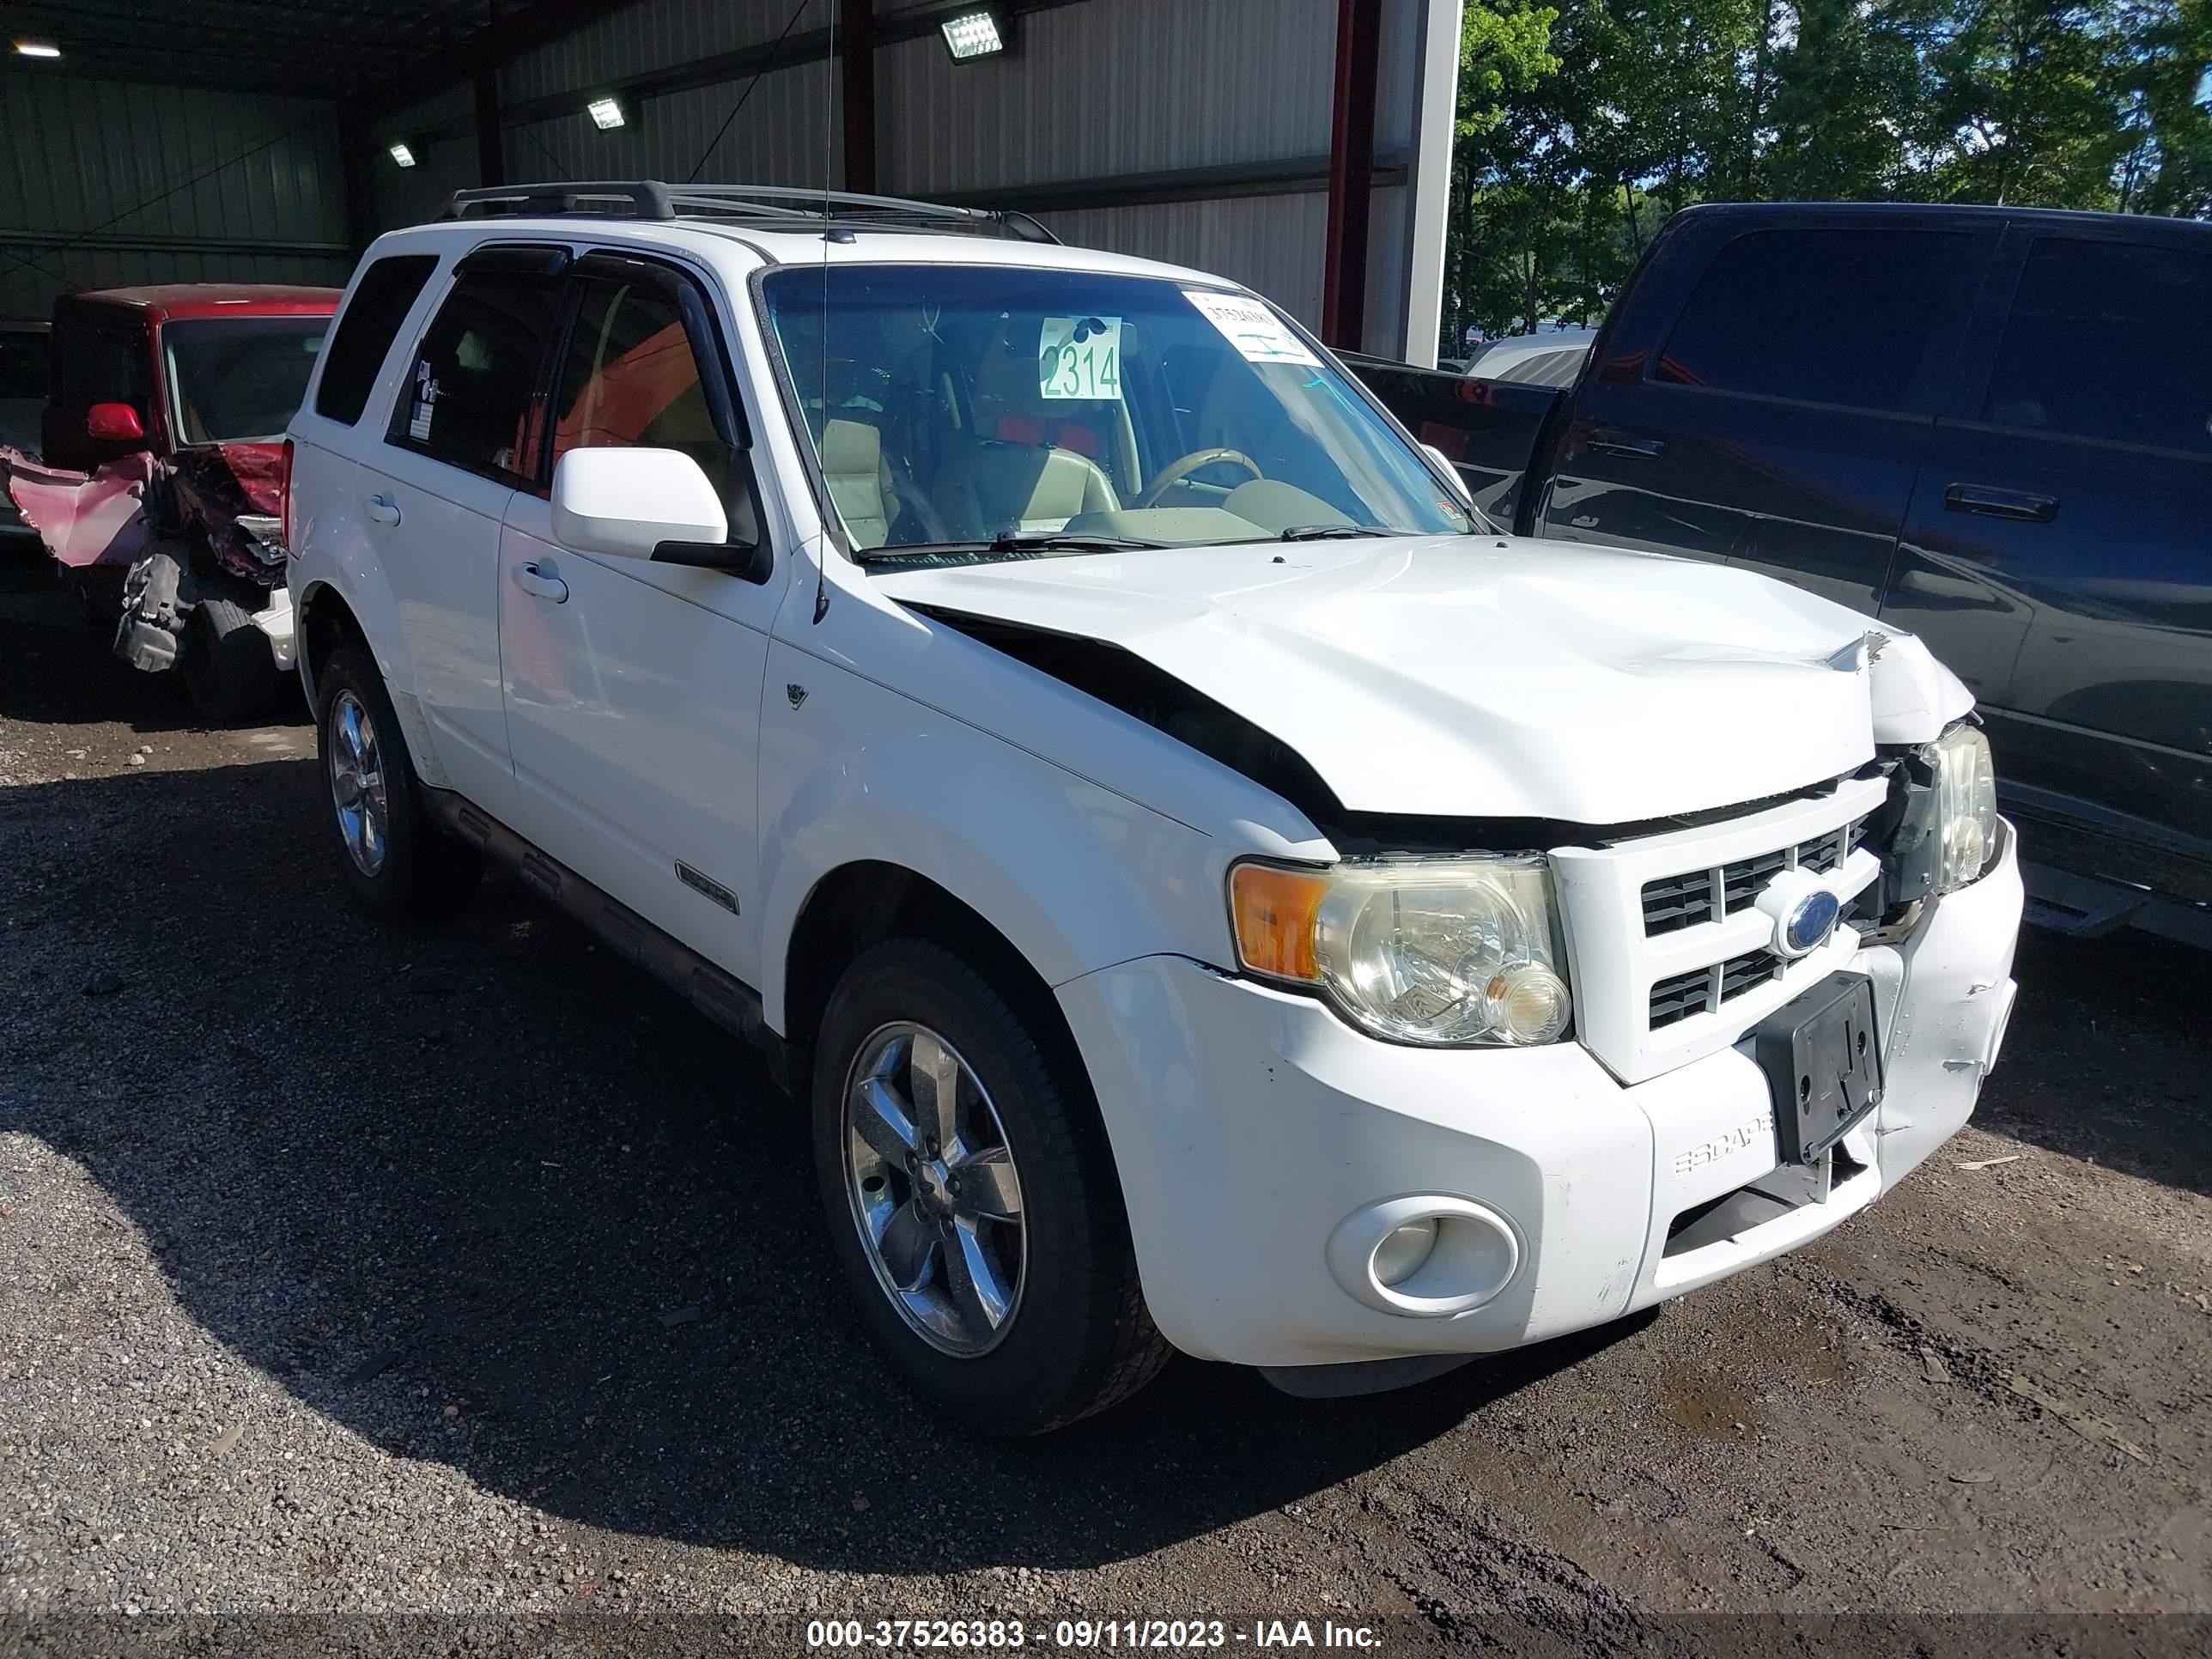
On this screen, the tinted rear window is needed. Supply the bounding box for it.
[1654,228,1972,413]
[315,254,439,424]
[1984,236,2212,453]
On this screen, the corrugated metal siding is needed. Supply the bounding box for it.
[0,72,349,322]
[506,64,840,197]
[352,0,1419,339]
[881,0,1337,195]
[501,0,825,106]
[1039,193,1332,327]
[370,82,479,232]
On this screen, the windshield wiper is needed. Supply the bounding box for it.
[853,531,1167,565]
[1278,523,1394,541]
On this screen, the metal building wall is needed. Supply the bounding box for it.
[0,71,349,322]
[368,0,841,226]
[362,0,1449,349]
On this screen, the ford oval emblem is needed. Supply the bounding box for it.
[1782,889,1842,956]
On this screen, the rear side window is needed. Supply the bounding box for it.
[1654,228,1972,412]
[316,255,437,424]
[387,270,563,483]
[1983,237,2212,453]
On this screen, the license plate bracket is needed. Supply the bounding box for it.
[1750,970,1883,1166]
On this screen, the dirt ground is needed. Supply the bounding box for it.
[1,560,2207,1656]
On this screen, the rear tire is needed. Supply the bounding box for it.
[811,938,1169,1436]
[182,596,284,723]
[314,644,481,921]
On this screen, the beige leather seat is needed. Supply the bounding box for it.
[933,441,1120,538]
[821,417,897,548]
[930,319,1125,537]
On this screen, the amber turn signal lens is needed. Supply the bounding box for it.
[1229,864,1327,982]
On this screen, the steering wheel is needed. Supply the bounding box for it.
[1133,447,1261,509]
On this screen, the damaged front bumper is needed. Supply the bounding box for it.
[115,543,294,674]
[1054,824,2021,1381]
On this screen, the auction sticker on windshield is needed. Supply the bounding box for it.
[1039,315,1122,399]
[1182,290,1321,367]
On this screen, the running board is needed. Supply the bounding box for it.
[422,788,797,1091]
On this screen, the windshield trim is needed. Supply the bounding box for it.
[747,259,1483,566]
[159,314,330,450]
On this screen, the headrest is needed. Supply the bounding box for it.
[820,417,882,477]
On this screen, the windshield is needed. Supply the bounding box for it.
[760,265,1474,561]
[162,316,329,445]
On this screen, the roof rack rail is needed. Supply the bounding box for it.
[443,182,676,221]
[438,179,1060,243]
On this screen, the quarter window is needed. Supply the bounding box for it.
[388,270,563,483]
[1983,237,2212,453]
[1654,228,1972,413]
[317,254,438,425]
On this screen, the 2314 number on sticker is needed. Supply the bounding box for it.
[1039,315,1122,400]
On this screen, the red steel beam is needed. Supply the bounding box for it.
[1321,0,1382,349]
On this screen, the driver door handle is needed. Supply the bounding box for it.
[514,560,568,604]
[1589,428,1667,459]
[362,493,401,526]
[1945,483,2058,523]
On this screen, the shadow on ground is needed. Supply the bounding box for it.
[3,605,2206,1574]
[1979,925,2212,1197]
[1,742,1656,1573]
[0,564,307,733]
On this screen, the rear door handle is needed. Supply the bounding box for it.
[1944,483,2057,523]
[362,494,401,527]
[514,560,568,604]
[1589,428,1667,459]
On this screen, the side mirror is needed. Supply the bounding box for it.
[551,447,730,561]
[87,402,146,444]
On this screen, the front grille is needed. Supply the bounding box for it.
[1648,949,1784,1029]
[1638,818,1866,935]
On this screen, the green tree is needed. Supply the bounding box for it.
[1761,0,1929,199]
[1911,0,2136,205]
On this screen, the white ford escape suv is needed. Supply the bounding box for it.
[285,182,2022,1434]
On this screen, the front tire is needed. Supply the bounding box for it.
[182,596,285,723]
[314,644,481,921]
[811,939,1168,1435]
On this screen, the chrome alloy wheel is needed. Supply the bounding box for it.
[842,1022,1027,1357]
[327,689,389,878]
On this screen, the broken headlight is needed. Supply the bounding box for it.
[1928,721,1999,894]
[1229,856,1572,1047]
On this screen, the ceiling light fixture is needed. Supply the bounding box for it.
[14,40,63,58]
[387,142,417,168]
[586,95,627,130]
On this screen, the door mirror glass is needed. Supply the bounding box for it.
[550,447,729,560]
[87,401,146,444]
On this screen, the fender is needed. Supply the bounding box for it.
[755,635,1247,1035]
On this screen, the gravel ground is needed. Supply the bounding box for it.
[1,564,2208,1656]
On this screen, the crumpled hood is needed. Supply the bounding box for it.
[876,535,1972,823]
[172,441,285,521]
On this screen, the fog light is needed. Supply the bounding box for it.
[1372,1219,1437,1287]
[1327,1197,1521,1316]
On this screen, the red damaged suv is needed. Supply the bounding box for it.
[1,284,339,719]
